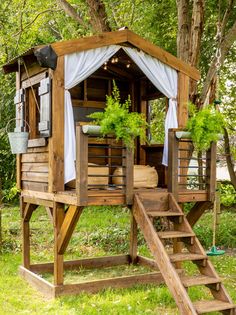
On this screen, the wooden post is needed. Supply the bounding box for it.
[16,71,22,190]
[76,125,88,206]
[21,198,30,269]
[168,130,179,200]
[124,147,134,205]
[178,73,190,187]
[54,202,65,285]
[129,207,138,264]
[206,142,217,201]
[48,56,64,193]
[177,72,189,129]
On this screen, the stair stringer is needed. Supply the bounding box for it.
[133,193,197,315]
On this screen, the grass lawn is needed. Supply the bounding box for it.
[0,204,235,314]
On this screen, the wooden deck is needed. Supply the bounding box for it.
[21,187,209,207]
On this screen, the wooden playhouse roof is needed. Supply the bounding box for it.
[2,29,200,81]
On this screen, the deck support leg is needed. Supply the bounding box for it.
[54,202,65,285]
[129,208,138,264]
[22,220,30,269]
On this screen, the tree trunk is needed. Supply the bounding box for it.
[176,0,190,62]
[188,0,205,102]
[86,0,111,33]
[223,127,236,189]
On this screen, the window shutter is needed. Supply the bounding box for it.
[14,89,25,132]
[38,77,51,137]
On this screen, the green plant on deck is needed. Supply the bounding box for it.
[186,103,225,152]
[88,82,148,148]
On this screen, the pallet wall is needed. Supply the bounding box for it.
[21,145,49,192]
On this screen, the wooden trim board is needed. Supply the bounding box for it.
[54,272,165,297]
[30,255,131,273]
[19,266,55,298]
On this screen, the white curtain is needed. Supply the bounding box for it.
[122,47,178,166]
[64,45,120,183]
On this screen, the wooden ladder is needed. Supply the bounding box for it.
[133,192,236,315]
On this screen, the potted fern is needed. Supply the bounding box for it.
[88,82,147,149]
[177,104,225,151]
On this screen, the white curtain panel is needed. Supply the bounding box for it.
[122,47,178,166]
[64,45,120,183]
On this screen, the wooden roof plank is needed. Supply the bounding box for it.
[126,30,200,81]
[51,30,129,57]
[3,29,200,81]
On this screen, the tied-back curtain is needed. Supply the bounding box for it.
[122,47,178,166]
[64,45,120,183]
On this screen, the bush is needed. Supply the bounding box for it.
[219,182,236,207]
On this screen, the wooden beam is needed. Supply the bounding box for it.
[54,272,165,297]
[186,201,212,227]
[28,138,47,148]
[19,266,55,299]
[129,209,138,263]
[23,203,37,222]
[57,206,83,254]
[53,203,65,285]
[167,130,179,199]
[45,207,53,224]
[48,56,64,192]
[178,73,189,128]
[127,30,200,81]
[76,125,88,205]
[30,255,130,273]
[51,30,128,57]
[124,148,134,205]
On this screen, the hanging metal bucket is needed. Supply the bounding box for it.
[6,119,30,154]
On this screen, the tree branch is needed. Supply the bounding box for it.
[223,127,236,189]
[56,0,91,30]
[200,19,236,104]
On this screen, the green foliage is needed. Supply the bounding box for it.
[88,82,147,148]
[194,211,236,249]
[187,104,225,152]
[219,182,236,207]
[149,98,165,144]
[2,183,19,203]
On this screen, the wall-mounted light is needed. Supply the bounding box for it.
[126,62,131,68]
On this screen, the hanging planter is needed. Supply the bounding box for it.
[6,119,30,154]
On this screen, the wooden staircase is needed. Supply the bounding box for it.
[133,191,236,315]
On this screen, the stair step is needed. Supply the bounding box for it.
[157,230,194,239]
[193,300,236,314]
[147,211,183,217]
[169,252,207,263]
[181,275,220,288]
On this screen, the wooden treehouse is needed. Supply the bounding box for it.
[3,29,235,314]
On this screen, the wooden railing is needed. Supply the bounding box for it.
[76,124,134,206]
[168,129,216,202]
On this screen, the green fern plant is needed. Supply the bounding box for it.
[186,104,225,152]
[88,82,147,148]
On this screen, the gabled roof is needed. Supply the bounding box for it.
[2,29,200,81]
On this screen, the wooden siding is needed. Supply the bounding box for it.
[21,145,49,192]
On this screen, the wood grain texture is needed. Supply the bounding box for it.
[48,57,64,193]
[53,202,65,285]
[19,266,55,298]
[57,206,83,254]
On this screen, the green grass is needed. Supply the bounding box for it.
[0,204,235,314]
